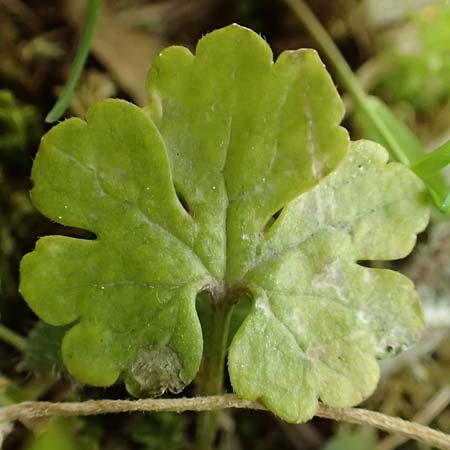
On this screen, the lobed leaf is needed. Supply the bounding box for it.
[21,100,209,393]
[20,25,429,422]
[145,24,349,281]
[228,140,429,421]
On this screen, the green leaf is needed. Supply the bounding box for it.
[20,25,429,422]
[24,322,67,376]
[145,24,349,281]
[323,428,376,450]
[0,90,41,167]
[23,418,99,450]
[377,2,450,112]
[20,99,209,394]
[353,96,424,165]
[412,138,450,178]
[411,138,450,213]
[127,413,187,450]
[353,96,450,213]
[228,140,428,421]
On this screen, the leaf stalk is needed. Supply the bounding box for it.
[195,293,234,450]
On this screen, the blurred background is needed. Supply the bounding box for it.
[1,1,450,449]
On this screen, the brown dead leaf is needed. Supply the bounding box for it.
[65,0,166,105]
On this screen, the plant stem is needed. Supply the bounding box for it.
[0,324,26,352]
[283,0,410,165]
[195,295,234,450]
[2,395,450,450]
[45,0,101,123]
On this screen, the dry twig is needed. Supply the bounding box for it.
[1,395,450,450]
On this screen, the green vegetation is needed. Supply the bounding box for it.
[1,3,450,450]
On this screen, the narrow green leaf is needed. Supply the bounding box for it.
[354,97,450,213]
[284,0,450,213]
[354,96,424,165]
[45,0,101,123]
[353,92,450,214]
[412,139,450,178]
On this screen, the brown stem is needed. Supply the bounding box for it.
[1,395,450,450]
